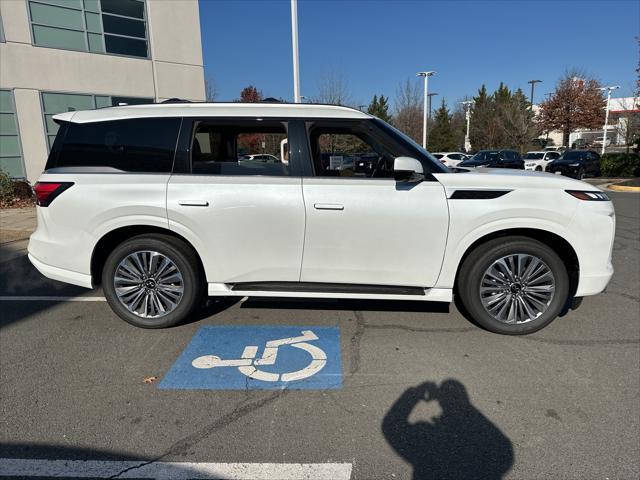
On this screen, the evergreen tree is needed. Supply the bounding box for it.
[427,99,457,151]
[367,94,392,123]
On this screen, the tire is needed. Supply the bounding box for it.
[535,166,542,172]
[102,234,204,328]
[577,167,585,180]
[457,236,569,335]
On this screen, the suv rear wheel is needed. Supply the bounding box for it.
[457,236,569,335]
[102,234,203,328]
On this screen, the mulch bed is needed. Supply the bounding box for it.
[0,197,36,209]
[616,178,640,187]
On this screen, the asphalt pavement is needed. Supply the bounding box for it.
[0,191,638,479]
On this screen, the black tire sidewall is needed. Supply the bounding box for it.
[102,235,202,328]
[458,237,569,335]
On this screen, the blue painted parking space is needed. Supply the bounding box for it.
[159,325,342,390]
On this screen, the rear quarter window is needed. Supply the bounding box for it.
[49,117,181,173]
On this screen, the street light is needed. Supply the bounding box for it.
[459,100,474,153]
[417,71,436,148]
[290,0,301,103]
[527,79,542,108]
[599,85,620,154]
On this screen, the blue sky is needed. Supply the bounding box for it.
[199,0,639,109]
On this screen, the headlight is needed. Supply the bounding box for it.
[568,163,580,167]
[566,190,610,201]
[525,162,536,167]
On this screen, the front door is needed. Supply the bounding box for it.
[299,120,449,287]
[167,118,306,284]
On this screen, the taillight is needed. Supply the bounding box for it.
[33,182,74,207]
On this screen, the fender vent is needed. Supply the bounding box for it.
[450,190,511,200]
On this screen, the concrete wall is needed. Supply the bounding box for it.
[0,0,205,181]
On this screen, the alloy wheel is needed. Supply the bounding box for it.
[479,253,555,324]
[113,250,184,318]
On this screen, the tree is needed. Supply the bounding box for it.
[427,99,458,151]
[317,70,351,105]
[367,94,392,123]
[238,85,263,103]
[499,88,539,152]
[205,77,217,102]
[538,71,605,146]
[470,85,501,150]
[392,78,423,144]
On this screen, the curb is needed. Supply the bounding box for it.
[608,184,640,192]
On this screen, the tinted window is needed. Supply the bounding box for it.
[54,117,180,172]
[525,153,544,159]
[100,0,145,18]
[433,154,444,159]
[191,121,289,176]
[102,15,146,38]
[560,151,586,161]
[472,151,500,162]
[308,122,395,178]
[104,34,147,57]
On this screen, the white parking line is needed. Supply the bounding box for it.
[0,459,353,479]
[0,296,106,301]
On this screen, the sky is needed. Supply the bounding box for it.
[198,0,639,110]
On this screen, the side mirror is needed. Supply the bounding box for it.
[393,156,424,182]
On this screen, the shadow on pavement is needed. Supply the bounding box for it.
[0,443,230,479]
[382,379,514,480]
[240,297,450,314]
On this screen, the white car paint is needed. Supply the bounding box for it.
[432,152,469,167]
[523,151,561,171]
[28,104,614,311]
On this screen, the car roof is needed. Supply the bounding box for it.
[53,102,371,124]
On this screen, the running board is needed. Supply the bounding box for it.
[207,282,452,303]
[232,282,425,296]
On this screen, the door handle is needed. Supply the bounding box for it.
[178,200,209,207]
[314,203,344,211]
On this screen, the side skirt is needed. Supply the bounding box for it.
[207,282,453,302]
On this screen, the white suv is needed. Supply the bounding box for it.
[29,103,615,334]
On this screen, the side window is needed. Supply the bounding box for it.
[54,117,180,172]
[191,121,289,176]
[308,123,394,178]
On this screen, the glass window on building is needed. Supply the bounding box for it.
[0,90,26,178]
[41,91,153,150]
[28,0,149,58]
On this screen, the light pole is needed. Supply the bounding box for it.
[417,71,436,148]
[459,100,474,153]
[599,85,620,154]
[527,79,542,108]
[290,0,301,103]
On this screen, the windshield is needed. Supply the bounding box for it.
[558,151,584,160]
[433,154,444,159]
[524,153,544,159]
[471,151,500,162]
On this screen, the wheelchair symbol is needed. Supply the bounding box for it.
[191,330,327,382]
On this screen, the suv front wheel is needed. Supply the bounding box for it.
[102,234,203,328]
[457,236,569,335]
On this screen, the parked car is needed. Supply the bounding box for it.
[592,137,611,148]
[523,151,561,171]
[29,103,614,335]
[545,150,601,179]
[458,150,524,169]
[431,152,469,168]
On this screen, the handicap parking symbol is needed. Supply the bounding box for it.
[159,326,342,390]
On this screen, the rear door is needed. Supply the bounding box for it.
[299,119,449,287]
[167,118,306,284]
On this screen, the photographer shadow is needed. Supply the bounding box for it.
[382,379,514,480]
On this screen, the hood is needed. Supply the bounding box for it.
[433,167,592,193]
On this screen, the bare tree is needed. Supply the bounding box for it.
[205,77,217,102]
[392,78,423,144]
[317,70,352,106]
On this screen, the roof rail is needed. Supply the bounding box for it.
[161,98,191,104]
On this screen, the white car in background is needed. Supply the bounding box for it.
[524,151,561,171]
[431,152,469,167]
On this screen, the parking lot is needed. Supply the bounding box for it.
[0,190,638,479]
